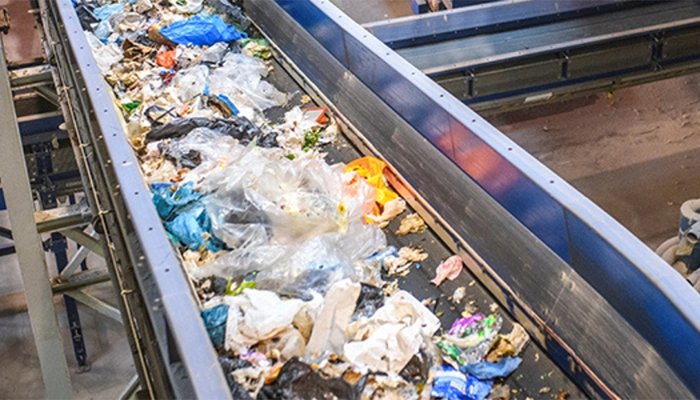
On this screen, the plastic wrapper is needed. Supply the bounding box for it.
[346,156,399,216]
[432,365,493,400]
[161,127,241,171]
[431,255,464,286]
[170,65,209,103]
[156,48,176,69]
[438,314,503,367]
[160,15,245,46]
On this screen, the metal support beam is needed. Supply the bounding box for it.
[52,268,111,294]
[34,203,91,233]
[61,228,104,258]
[59,233,98,278]
[65,290,122,323]
[0,34,73,399]
[32,84,59,106]
[118,375,141,400]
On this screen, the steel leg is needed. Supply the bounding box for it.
[0,35,73,399]
[51,232,90,372]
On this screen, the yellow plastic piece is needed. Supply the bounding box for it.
[346,156,398,217]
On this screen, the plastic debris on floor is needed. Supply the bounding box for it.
[77,0,530,398]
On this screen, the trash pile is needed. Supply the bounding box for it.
[76,0,529,398]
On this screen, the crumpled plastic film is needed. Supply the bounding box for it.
[190,148,386,297]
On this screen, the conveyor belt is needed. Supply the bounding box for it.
[267,59,584,399]
[40,0,700,398]
[371,1,700,110]
[366,0,646,49]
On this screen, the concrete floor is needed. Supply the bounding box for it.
[0,210,136,399]
[487,76,700,248]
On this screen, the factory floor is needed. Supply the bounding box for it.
[1,0,698,398]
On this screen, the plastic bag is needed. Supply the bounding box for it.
[151,181,200,220]
[160,15,245,47]
[344,290,440,374]
[432,365,493,400]
[306,279,361,358]
[170,65,209,103]
[85,31,123,73]
[204,0,250,30]
[257,358,356,400]
[459,357,522,380]
[164,202,224,252]
[93,3,124,21]
[219,357,254,400]
[202,42,228,64]
[352,283,385,320]
[190,147,386,298]
[145,116,278,147]
[222,289,303,354]
[201,304,229,346]
[209,53,288,115]
[75,4,99,31]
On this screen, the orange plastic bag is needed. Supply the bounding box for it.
[346,156,398,217]
[156,49,176,69]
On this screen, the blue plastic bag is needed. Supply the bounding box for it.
[159,15,245,47]
[432,365,493,400]
[201,304,229,346]
[459,357,522,380]
[164,203,224,252]
[151,181,201,220]
[93,3,124,20]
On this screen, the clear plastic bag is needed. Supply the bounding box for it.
[190,147,386,298]
[170,64,209,103]
[209,53,287,116]
[85,31,123,73]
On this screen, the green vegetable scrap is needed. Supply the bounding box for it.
[302,127,322,152]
